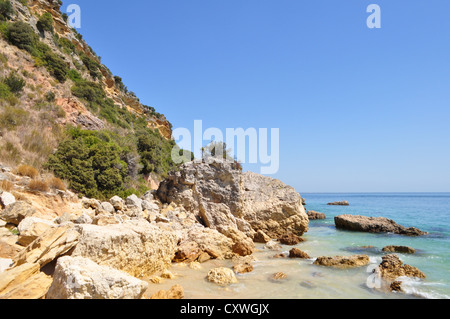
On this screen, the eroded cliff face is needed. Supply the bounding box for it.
[3,0,172,140]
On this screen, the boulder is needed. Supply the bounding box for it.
[279,233,304,246]
[313,255,370,269]
[382,246,415,254]
[82,198,101,210]
[253,230,271,243]
[100,202,115,214]
[328,201,350,206]
[47,256,148,299]
[0,191,15,208]
[378,254,426,281]
[182,226,234,260]
[141,200,159,213]
[0,272,52,299]
[125,194,142,210]
[157,159,308,245]
[173,241,202,263]
[335,215,428,236]
[206,267,238,285]
[74,213,93,225]
[17,217,55,246]
[150,285,184,300]
[0,263,40,295]
[109,196,124,211]
[71,220,177,278]
[233,262,253,274]
[0,201,37,226]
[289,248,310,259]
[307,211,326,220]
[14,225,80,268]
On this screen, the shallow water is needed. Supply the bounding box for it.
[145,193,450,299]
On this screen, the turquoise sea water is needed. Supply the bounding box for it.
[301,193,450,299]
[146,193,450,299]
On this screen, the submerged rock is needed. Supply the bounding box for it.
[382,246,415,254]
[289,248,310,259]
[335,215,428,236]
[328,201,350,206]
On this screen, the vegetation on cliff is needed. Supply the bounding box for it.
[0,0,184,199]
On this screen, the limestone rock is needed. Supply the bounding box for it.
[253,230,271,243]
[74,213,93,225]
[270,272,288,281]
[0,191,16,208]
[0,272,52,299]
[382,246,415,254]
[378,254,426,281]
[335,215,427,236]
[233,262,253,274]
[206,267,238,285]
[182,226,234,260]
[313,255,370,269]
[125,194,142,210]
[0,263,40,295]
[109,196,124,211]
[150,285,184,300]
[157,159,308,246]
[289,248,310,259]
[173,241,201,263]
[307,211,326,220]
[17,217,55,247]
[279,233,304,246]
[328,201,350,206]
[100,202,115,214]
[72,220,177,278]
[0,201,37,226]
[14,225,80,268]
[47,256,148,299]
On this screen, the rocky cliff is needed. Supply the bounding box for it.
[0,0,172,171]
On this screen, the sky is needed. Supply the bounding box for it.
[61,0,450,193]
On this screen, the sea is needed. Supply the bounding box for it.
[144,193,450,299]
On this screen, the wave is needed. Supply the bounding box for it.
[397,277,450,299]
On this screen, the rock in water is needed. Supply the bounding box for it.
[313,255,370,269]
[307,211,326,220]
[47,256,148,299]
[328,201,350,206]
[157,159,308,243]
[378,254,425,281]
[334,215,427,236]
[206,267,238,285]
[382,246,416,254]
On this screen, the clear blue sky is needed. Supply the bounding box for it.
[62,0,450,193]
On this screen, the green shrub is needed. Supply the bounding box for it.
[36,12,53,33]
[0,0,13,21]
[7,21,36,53]
[4,72,25,93]
[46,128,129,199]
[67,69,82,83]
[0,81,12,99]
[80,54,102,80]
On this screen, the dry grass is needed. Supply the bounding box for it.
[28,180,49,192]
[0,180,13,192]
[46,177,66,191]
[16,165,39,179]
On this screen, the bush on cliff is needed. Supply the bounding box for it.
[36,12,53,33]
[46,128,129,199]
[0,0,13,21]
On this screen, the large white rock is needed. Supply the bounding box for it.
[0,191,15,208]
[72,220,177,277]
[47,256,148,299]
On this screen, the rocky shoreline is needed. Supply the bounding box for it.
[0,161,429,299]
